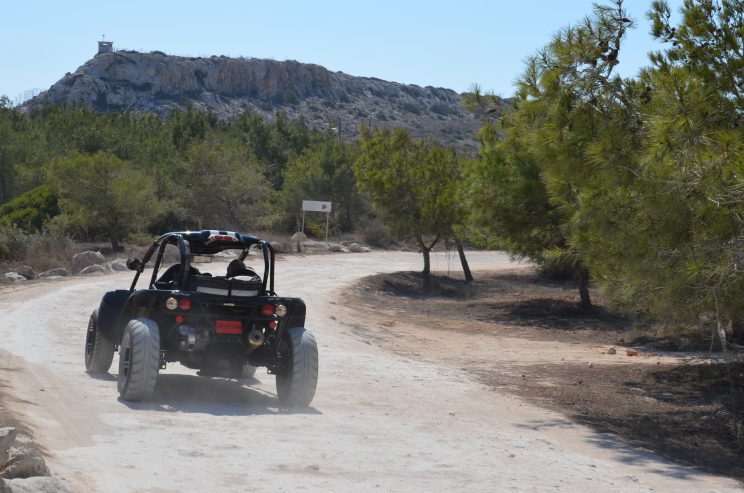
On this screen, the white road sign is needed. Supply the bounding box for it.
[302,200,332,213]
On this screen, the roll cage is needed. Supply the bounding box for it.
[127,230,276,295]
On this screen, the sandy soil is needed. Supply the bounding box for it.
[341,268,744,480]
[0,251,741,492]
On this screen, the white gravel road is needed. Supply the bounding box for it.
[0,251,741,492]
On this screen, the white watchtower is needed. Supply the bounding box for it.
[97,36,113,55]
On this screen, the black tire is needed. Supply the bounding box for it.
[276,327,318,407]
[85,309,115,373]
[118,318,161,402]
[241,364,258,379]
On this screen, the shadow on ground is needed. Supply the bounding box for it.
[119,374,321,416]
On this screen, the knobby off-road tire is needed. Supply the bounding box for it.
[276,327,318,407]
[85,309,115,373]
[118,318,161,402]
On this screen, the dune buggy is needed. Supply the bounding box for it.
[84,230,318,406]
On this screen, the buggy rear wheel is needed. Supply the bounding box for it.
[118,318,160,402]
[85,309,115,373]
[275,327,318,407]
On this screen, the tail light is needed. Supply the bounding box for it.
[179,298,191,311]
[261,304,274,316]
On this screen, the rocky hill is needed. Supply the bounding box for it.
[25,51,490,150]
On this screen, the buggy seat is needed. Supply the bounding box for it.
[188,274,262,298]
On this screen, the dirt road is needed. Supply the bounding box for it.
[0,251,740,492]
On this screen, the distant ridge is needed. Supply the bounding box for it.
[25,50,492,150]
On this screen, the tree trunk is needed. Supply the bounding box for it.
[417,233,440,293]
[576,261,592,311]
[110,231,122,253]
[422,246,432,293]
[454,236,473,282]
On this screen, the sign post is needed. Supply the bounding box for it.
[301,200,333,242]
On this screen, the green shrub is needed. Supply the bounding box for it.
[0,224,29,261]
[0,186,59,231]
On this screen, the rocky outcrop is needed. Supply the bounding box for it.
[24,51,498,150]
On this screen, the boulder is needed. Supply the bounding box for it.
[626,348,639,357]
[270,241,285,254]
[290,232,307,253]
[15,267,35,280]
[0,450,49,479]
[79,264,107,276]
[106,259,129,272]
[606,347,616,355]
[3,273,25,283]
[72,251,105,273]
[327,244,343,252]
[38,268,69,278]
[0,428,15,468]
[0,477,71,493]
[349,243,363,253]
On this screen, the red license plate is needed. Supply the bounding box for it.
[215,320,243,334]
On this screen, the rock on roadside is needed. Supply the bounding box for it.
[38,268,69,278]
[3,273,26,283]
[0,428,69,491]
[78,264,108,276]
[1,450,49,479]
[106,258,129,272]
[14,267,35,280]
[0,428,16,468]
[71,251,105,274]
[0,477,71,493]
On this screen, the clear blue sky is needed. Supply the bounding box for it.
[1,1,681,104]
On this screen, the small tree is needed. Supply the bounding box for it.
[355,127,464,291]
[464,1,640,310]
[47,152,155,251]
[179,141,277,231]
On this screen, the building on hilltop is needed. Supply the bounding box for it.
[97,39,113,55]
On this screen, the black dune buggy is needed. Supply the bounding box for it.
[84,230,318,406]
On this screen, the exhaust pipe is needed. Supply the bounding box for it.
[247,329,264,347]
